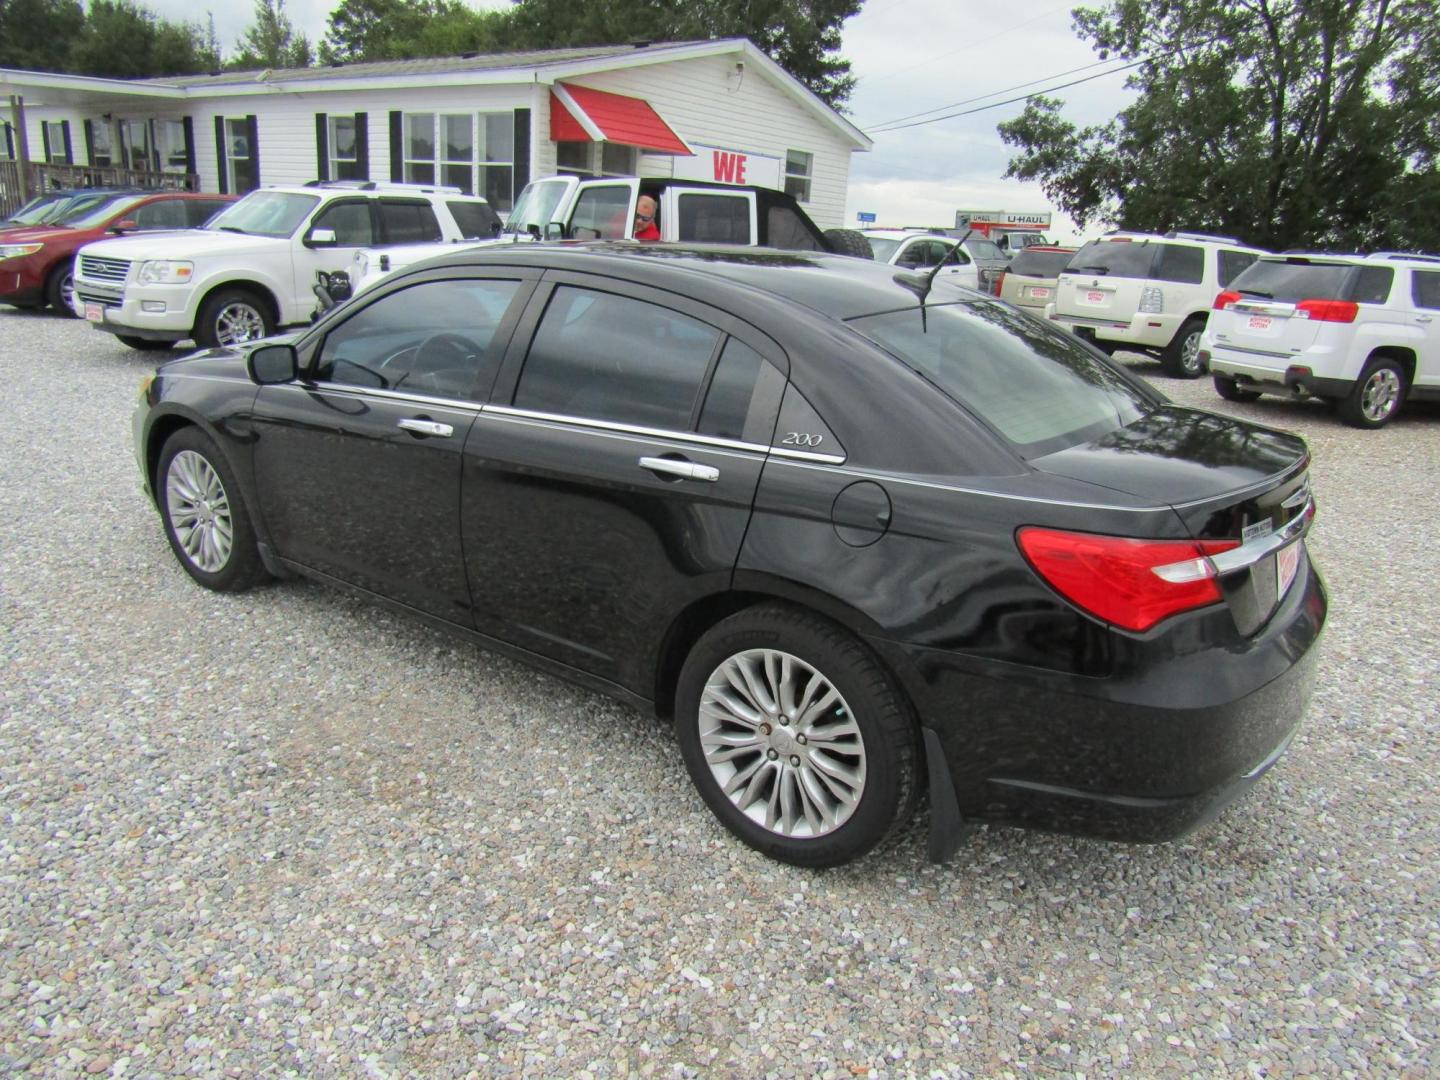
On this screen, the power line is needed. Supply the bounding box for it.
[864,57,1147,134]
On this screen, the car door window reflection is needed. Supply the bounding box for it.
[311,200,374,246]
[514,286,721,430]
[316,278,521,399]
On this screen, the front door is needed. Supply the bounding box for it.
[290,197,377,323]
[249,272,536,621]
[460,272,786,692]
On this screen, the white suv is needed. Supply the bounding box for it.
[1203,252,1440,427]
[1050,232,1267,377]
[861,228,980,292]
[71,181,498,350]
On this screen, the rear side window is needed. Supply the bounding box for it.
[1414,271,1440,310]
[447,200,501,239]
[1065,240,1155,279]
[677,193,751,244]
[130,199,190,229]
[1349,266,1393,304]
[766,205,825,251]
[848,301,1154,459]
[698,337,783,442]
[1009,248,1073,277]
[378,200,441,244]
[515,286,721,430]
[1153,243,1205,284]
[1218,249,1259,286]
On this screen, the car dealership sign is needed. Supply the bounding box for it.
[673,144,783,190]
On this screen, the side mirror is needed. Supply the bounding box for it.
[246,343,298,385]
[544,221,565,241]
[110,219,138,234]
[306,227,338,248]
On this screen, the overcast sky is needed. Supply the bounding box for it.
[146,0,1135,241]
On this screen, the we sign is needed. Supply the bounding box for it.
[673,144,783,189]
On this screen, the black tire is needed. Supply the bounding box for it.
[1213,374,1261,403]
[1160,316,1207,378]
[823,228,874,259]
[45,258,76,317]
[194,287,275,349]
[156,427,268,592]
[674,604,920,868]
[1337,358,1406,429]
[117,335,176,351]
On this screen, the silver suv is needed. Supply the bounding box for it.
[1203,252,1440,427]
[1050,232,1267,376]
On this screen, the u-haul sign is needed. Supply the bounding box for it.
[672,144,783,190]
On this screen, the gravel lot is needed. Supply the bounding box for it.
[1,304,1437,1080]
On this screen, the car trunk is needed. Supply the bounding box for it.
[1055,239,1157,324]
[1031,406,1312,635]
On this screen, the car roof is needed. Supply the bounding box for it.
[404,241,973,320]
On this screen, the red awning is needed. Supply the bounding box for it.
[548,83,692,156]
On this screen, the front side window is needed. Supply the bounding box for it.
[848,300,1155,458]
[329,115,362,181]
[514,285,721,430]
[569,184,632,239]
[676,193,751,244]
[317,278,523,399]
[785,149,812,202]
[310,200,374,246]
[130,198,190,230]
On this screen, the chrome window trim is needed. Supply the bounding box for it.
[297,380,486,413]
[483,408,768,463]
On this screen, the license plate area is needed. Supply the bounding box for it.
[1081,289,1108,305]
[1026,286,1051,299]
[84,302,105,323]
[1247,315,1273,330]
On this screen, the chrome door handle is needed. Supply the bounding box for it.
[397,418,454,438]
[1418,315,1434,324]
[639,456,719,482]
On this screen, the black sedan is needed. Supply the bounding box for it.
[133,244,1327,868]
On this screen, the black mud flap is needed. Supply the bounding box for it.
[923,727,970,863]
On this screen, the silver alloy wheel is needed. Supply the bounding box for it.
[165,450,233,573]
[1359,367,1401,422]
[1180,329,1203,373]
[698,648,866,839]
[213,301,266,346]
[59,271,74,312]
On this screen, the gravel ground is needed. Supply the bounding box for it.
[1,305,1437,1080]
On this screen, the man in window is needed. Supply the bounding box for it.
[634,194,660,241]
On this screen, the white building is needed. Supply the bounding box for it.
[0,38,869,226]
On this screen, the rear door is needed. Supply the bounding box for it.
[1413,269,1440,388]
[459,270,786,692]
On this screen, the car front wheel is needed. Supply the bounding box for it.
[195,288,274,349]
[674,605,920,868]
[157,428,268,591]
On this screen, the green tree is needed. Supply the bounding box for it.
[66,0,217,77]
[998,0,1440,252]
[319,0,509,65]
[0,0,86,73]
[232,0,312,69]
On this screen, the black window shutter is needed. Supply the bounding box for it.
[83,119,95,165]
[389,111,403,183]
[182,117,196,183]
[315,113,329,182]
[61,120,73,164]
[245,115,259,192]
[512,108,530,199]
[41,123,51,162]
[214,116,228,194]
[3,122,11,159]
[354,112,369,180]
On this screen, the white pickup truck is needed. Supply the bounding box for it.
[71,181,500,350]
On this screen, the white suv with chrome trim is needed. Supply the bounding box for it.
[1049,232,1267,377]
[71,181,496,351]
[1203,252,1440,428]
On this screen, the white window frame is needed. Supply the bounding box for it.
[784,149,813,203]
[554,141,636,179]
[329,115,361,181]
[403,111,517,210]
[44,121,70,164]
[89,120,113,167]
[224,117,253,193]
[157,119,187,174]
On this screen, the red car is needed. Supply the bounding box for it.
[0,191,234,315]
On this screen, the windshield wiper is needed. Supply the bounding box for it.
[216,226,250,234]
[1073,265,1111,275]
[1237,288,1273,298]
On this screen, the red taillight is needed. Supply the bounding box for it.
[1213,290,1241,310]
[1017,528,1240,632]
[1295,298,1358,322]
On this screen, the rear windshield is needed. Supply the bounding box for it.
[1226,258,1401,302]
[848,301,1155,458]
[1064,240,1156,279]
[1009,248,1074,277]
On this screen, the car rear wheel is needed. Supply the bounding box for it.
[195,288,274,349]
[674,605,920,868]
[45,259,76,317]
[1161,317,1207,378]
[157,428,268,591]
[823,228,874,259]
[117,335,176,351]
[1213,374,1261,403]
[1338,358,1406,428]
